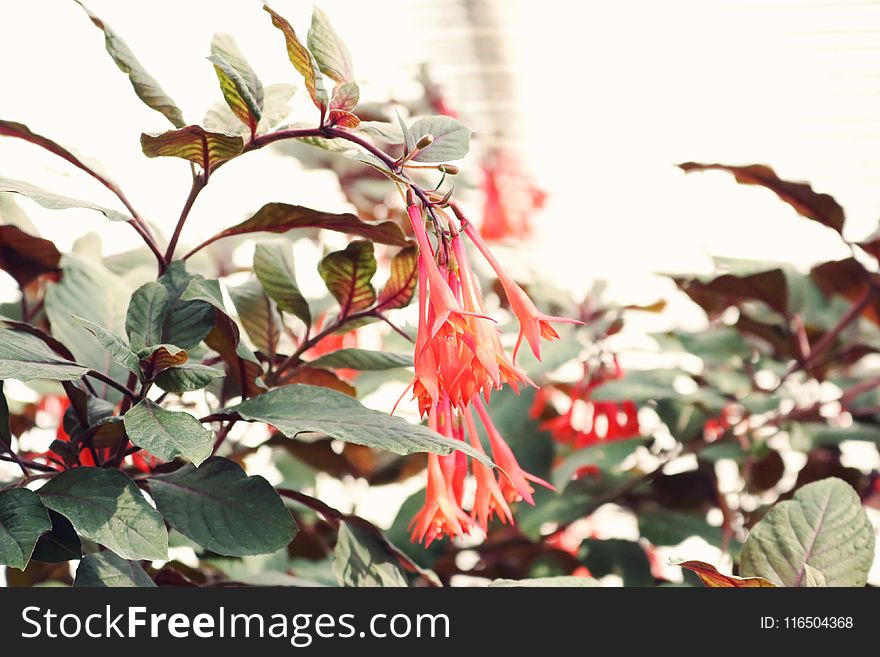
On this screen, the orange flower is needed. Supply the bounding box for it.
[463,408,513,528]
[473,397,553,505]
[463,222,583,362]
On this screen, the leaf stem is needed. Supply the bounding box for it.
[85,370,138,402]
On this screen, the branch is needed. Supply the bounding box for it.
[163,176,207,268]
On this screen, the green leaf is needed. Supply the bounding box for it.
[329,82,359,113]
[209,53,262,132]
[308,6,354,84]
[0,328,90,382]
[141,126,244,172]
[148,457,297,557]
[74,1,185,128]
[253,241,311,328]
[357,121,405,145]
[154,363,225,394]
[0,489,51,570]
[126,261,215,352]
[318,240,377,317]
[377,246,418,311]
[199,202,408,251]
[123,400,213,466]
[228,278,282,356]
[0,176,130,222]
[409,116,471,162]
[71,315,141,377]
[180,278,265,398]
[0,224,61,286]
[552,438,644,489]
[489,577,599,587]
[678,162,845,235]
[38,468,168,561]
[739,477,875,587]
[31,510,82,564]
[45,255,132,398]
[219,384,494,465]
[396,110,416,153]
[74,551,156,587]
[333,523,408,587]
[308,348,412,371]
[204,83,295,137]
[264,4,328,111]
[209,33,263,132]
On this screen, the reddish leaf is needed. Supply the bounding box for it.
[674,268,789,318]
[811,258,880,324]
[204,312,264,401]
[318,241,377,318]
[263,4,327,111]
[282,367,356,397]
[678,561,775,588]
[196,203,407,254]
[0,225,61,286]
[140,125,244,172]
[139,345,189,378]
[330,82,360,113]
[678,163,845,235]
[376,245,418,311]
[327,109,360,129]
[0,120,117,190]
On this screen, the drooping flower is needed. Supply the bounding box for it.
[404,198,578,544]
[480,149,546,241]
[462,221,583,362]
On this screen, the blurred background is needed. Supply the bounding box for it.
[1,0,879,586]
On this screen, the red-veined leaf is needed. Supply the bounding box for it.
[140,126,244,172]
[677,561,775,588]
[330,81,360,113]
[327,109,360,129]
[307,6,354,84]
[318,240,377,318]
[263,4,328,112]
[195,203,408,254]
[376,246,417,311]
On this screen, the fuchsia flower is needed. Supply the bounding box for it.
[405,201,576,544]
[463,222,584,362]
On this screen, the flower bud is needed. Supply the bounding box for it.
[415,134,434,150]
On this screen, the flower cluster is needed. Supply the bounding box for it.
[405,201,580,545]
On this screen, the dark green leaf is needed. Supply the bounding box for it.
[253,241,311,328]
[154,363,225,394]
[71,315,141,377]
[638,509,724,547]
[38,468,168,561]
[31,510,82,564]
[123,400,213,466]
[219,384,493,465]
[126,260,215,352]
[0,489,51,570]
[308,348,412,371]
[148,457,296,557]
[74,551,156,587]
[0,328,90,382]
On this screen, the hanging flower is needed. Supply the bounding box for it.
[405,200,575,544]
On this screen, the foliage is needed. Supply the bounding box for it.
[0,3,876,589]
